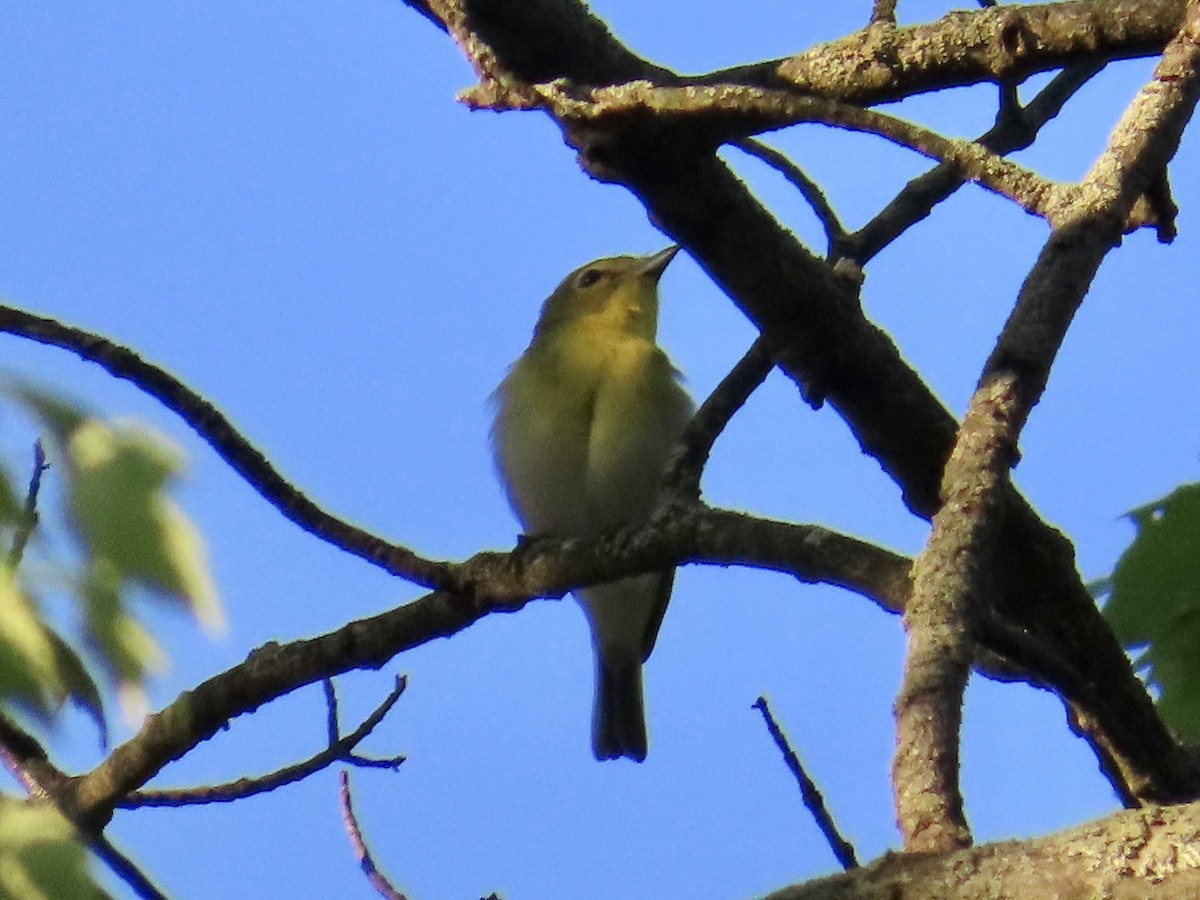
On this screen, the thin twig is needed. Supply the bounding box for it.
[324,678,341,746]
[340,771,408,900]
[496,81,1062,222]
[753,696,858,870]
[731,140,846,257]
[8,439,48,569]
[870,0,897,25]
[122,676,407,808]
[0,305,454,591]
[844,60,1107,264]
[89,834,169,900]
[665,338,775,499]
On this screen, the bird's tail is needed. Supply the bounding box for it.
[592,653,647,762]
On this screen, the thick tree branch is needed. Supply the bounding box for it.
[893,0,1200,851]
[763,800,1200,900]
[426,0,1185,109]
[63,505,908,825]
[894,375,1020,851]
[764,0,1185,105]
[0,712,71,802]
[0,716,164,898]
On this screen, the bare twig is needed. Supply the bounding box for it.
[340,771,408,900]
[730,140,846,257]
[122,676,407,808]
[89,834,169,900]
[754,696,858,870]
[844,61,1107,264]
[324,678,342,746]
[0,305,454,591]
[665,338,776,499]
[7,440,48,569]
[870,0,898,25]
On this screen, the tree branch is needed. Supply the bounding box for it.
[423,0,1185,110]
[120,677,407,808]
[767,0,1185,105]
[763,800,1200,899]
[893,0,1200,850]
[340,771,408,900]
[665,337,776,499]
[869,2,897,27]
[467,79,1065,221]
[730,141,847,257]
[844,60,1107,264]
[7,439,47,569]
[0,305,455,592]
[63,505,908,825]
[754,696,859,870]
[894,374,1020,851]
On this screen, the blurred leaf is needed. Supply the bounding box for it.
[0,379,88,449]
[45,627,107,746]
[0,570,69,720]
[1099,483,1200,738]
[0,466,20,526]
[0,570,104,734]
[0,800,108,900]
[0,378,220,732]
[80,563,164,718]
[67,420,221,626]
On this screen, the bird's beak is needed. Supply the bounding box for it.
[637,245,681,282]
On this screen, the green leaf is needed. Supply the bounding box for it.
[1100,483,1200,738]
[0,571,69,720]
[0,800,109,900]
[45,627,107,746]
[80,563,165,713]
[0,570,105,733]
[66,420,221,626]
[0,379,221,729]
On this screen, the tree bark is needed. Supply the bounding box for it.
[764,800,1200,899]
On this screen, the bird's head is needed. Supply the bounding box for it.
[533,246,680,343]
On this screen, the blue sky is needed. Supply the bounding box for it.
[2,3,1198,898]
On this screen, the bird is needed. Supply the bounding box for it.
[490,246,694,761]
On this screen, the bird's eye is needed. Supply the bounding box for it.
[577,268,603,288]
